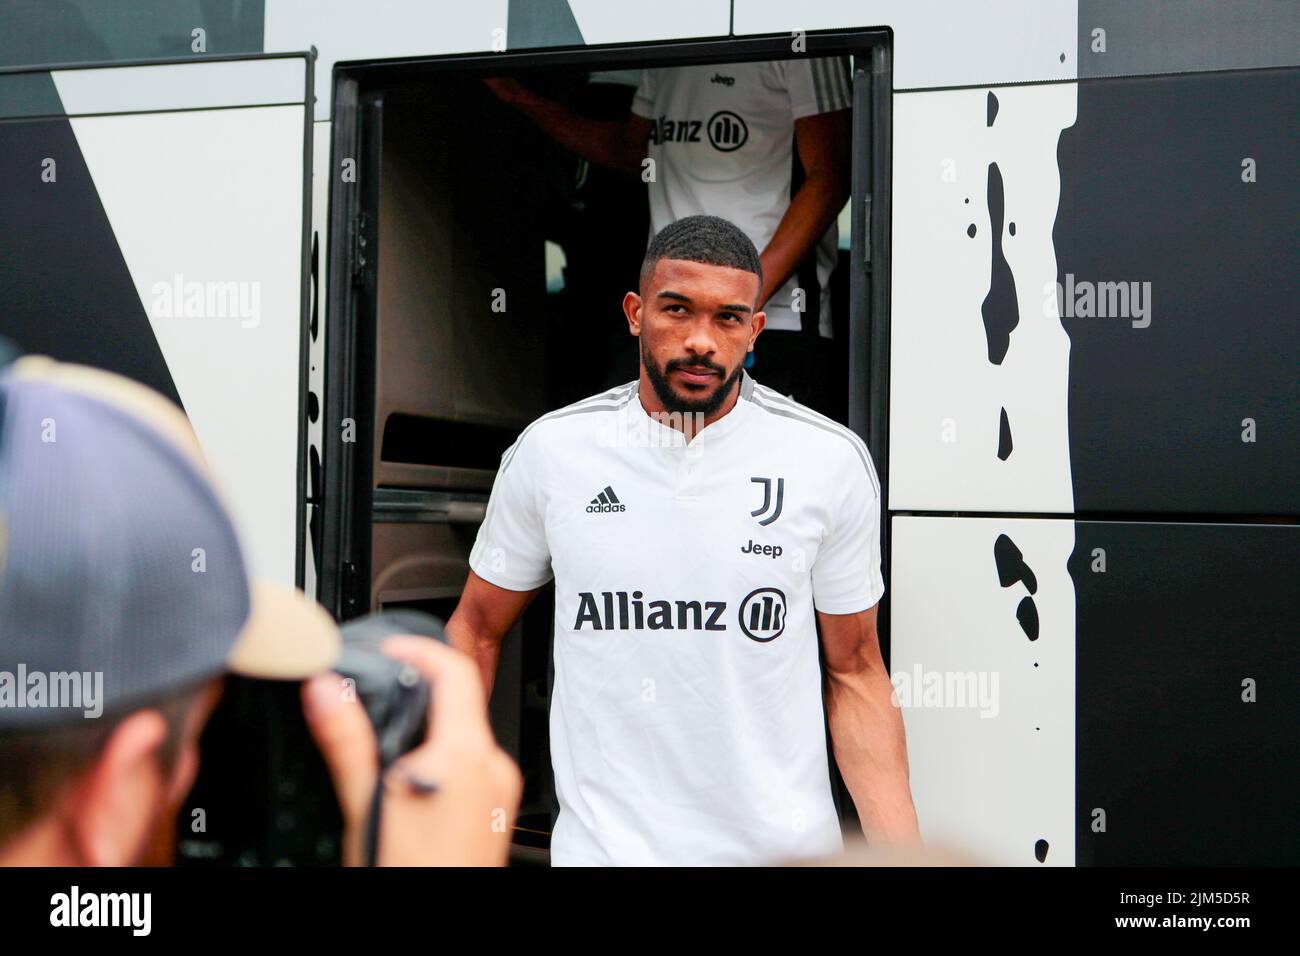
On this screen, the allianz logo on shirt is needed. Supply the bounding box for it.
[573,587,787,642]
[647,111,749,152]
[648,115,702,145]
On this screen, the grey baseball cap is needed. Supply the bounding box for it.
[0,356,340,728]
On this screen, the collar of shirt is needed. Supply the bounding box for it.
[626,369,752,450]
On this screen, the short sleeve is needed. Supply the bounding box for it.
[468,430,554,591]
[811,439,884,614]
[785,55,854,121]
[630,68,657,118]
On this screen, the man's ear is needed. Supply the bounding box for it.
[70,709,169,866]
[138,680,224,867]
[163,680,222,808]
[748,309,766,350]
[623,291,643,336]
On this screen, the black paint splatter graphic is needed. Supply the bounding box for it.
[998,407,1013,460]
[1017,596,1040,641]
[1009,221,1016,236]
[967,223,977,238]
[987,90,999,128]
[1035,839,1049,862]
[981,162,1019,365]
[996,534,1040,642]
[994,534,1038,593]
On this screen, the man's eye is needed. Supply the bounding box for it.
[719,313,741,322]
[665,304,687,313]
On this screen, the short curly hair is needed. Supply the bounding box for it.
[639,214,763,291]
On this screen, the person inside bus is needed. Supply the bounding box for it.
[486,56,852,418]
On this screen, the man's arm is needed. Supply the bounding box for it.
[757,109,851,309]
[484,77,650,178]
[445,570,543,699]
[818,603,922,846]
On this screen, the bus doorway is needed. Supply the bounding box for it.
[320,30,890,862]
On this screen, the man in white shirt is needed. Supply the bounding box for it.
[486,57,852,415]
[446,215,918,865]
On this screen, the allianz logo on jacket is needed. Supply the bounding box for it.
[573,588,787,642]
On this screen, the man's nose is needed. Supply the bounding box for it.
[681,317,719,358]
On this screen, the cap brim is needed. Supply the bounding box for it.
[226,581,342,680]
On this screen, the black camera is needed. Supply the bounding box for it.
[334,610,434,766]
[179,610,442,866]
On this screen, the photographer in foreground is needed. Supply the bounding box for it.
[0,356,520,867]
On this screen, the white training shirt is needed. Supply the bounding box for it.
[468,371,884,866]
[631,59,854,338]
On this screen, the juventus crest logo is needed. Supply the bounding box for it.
[750,476,784,526]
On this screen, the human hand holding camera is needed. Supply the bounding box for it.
[301,635,522,866]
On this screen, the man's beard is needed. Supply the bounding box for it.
[641,339,743,417]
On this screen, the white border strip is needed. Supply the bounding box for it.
[52,57,306,116]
